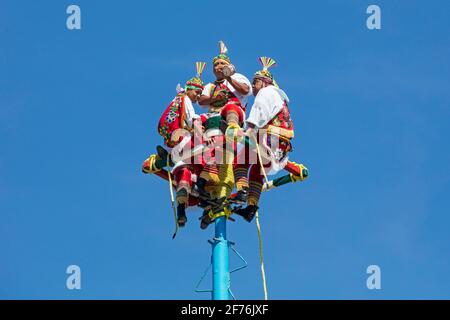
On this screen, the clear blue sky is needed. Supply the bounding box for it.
[1,0,449,299]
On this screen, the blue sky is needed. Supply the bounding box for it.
[1,0,449,299]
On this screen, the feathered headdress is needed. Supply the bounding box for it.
[213,40,231,65]
[184,61,206,91]
[254,56,279,87]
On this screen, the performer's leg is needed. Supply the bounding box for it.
[233,138,259,203]
[219,104,246,201]
[235,160,268,222]
[174,166,192,226]
[220,104,245,148]
[197,164,219,192]
[141,144,174,174]
[196,114,220,199]
[234,165,249,191]
[141,154,167,173]
[221,103,244,127]
[233,143,250,202]
[225,110,240,127]
[196,136,222,200]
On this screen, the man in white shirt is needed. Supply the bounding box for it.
[198,41,251,118]
[196,41,252,212]
[234,57,295,222]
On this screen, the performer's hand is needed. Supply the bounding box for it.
[226,75,250,95]
[193,121,203,140]
[213,91,226,102]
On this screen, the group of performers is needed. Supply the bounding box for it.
[142,41,307,230]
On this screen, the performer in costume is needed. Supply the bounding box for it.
[234,57,295,222]
[197,41,252,198]
[144,62,206,227]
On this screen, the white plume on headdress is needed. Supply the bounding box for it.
[176,83,184,93]
[219,40,228,55]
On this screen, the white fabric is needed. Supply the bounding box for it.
[165,95,201,173]
[261,131,289,175]
[246,85,290,129]
[170,137,203,173]
[183,95,199,128]
[201,73,252,111]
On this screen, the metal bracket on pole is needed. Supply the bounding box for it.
[229,244,248,274]
[194,262,213,294]
[227,243,248,300]
[195,238,248,298]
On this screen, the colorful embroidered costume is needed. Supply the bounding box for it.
[235,57,295,211]
[201,41,251,126]
[156,62,206,226]
[198,41,252,190]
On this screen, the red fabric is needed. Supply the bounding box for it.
[248,160,271,184]
[173,164,203,188]
[220,101,245,124]
[185,135,206,166]
[157,94,186,147]
[266,101,294,131]
[174,167,192,187]
[173,164,204,208]
[266,134,292,153]
[209,82,238,109]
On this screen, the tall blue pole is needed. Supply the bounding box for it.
[211,215,230,300]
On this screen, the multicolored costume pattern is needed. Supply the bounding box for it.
[142,48,308,230]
